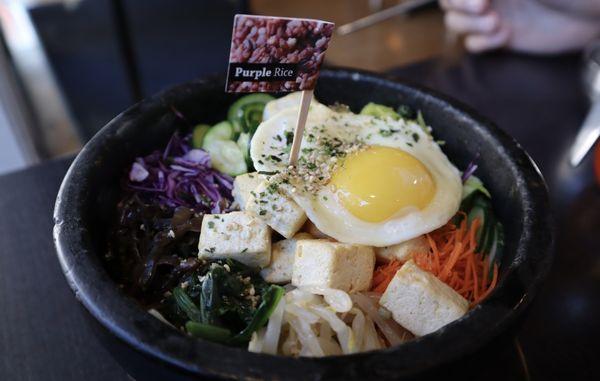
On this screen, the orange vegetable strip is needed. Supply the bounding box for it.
[439,242,463,282]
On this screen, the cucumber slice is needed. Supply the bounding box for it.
[227,94,274,134]
[202,121,234,148]
[192,124,211,148]
[204,140,247,176]
[462,175,492,200]
[360,102,400,120]
[480,211,497,254]
[241,103,266,135]
[467,207,486,249]
[487,222,505,273]
[237,132,254,171]
[466,195,494,253]
[237,132,250,160]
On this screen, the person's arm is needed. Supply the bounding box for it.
[537,0,600,18]
[440,0,600,53]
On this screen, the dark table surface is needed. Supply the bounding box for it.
[1,52,599,381]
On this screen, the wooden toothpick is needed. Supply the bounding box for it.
[288,89,313,166]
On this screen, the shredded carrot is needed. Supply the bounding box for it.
[371,260,402,294]
[413,216,499,307]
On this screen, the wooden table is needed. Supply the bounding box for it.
[1,52,598,380]
[252,0,448,71]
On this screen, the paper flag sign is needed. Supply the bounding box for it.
[226,15,334,93]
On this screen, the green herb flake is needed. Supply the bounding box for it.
[267,182,279,194]
[258,170,279,176]
[285,131,294,145]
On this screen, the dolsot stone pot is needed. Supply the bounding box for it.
[53,68,553,380]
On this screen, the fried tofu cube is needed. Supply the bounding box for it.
[198,211,271,268]
[246,180,307,239]
[232,172,263,210]
[375,236,429,263]
[292,239,375,292]
[260,233,313,284]
[380,260,468,336]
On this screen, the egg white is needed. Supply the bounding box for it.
[262,92,327,121]
[251,95,462,247]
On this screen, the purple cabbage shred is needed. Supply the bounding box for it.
[127,132,234,213]
[461,154,480,182]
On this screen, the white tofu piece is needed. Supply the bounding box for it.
[375,236,429,263]
[380,260,468,337]
[260,233,313,284]
[246,179,307,239]
[301,219,331,240]
[198,211,271,268]
[232,172,263,210]
[292,239,375,292]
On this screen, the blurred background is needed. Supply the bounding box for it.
[0,0,449,175]
[0,1,599,380]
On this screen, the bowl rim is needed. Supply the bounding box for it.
[53,67,554,379]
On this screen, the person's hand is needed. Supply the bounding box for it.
[439,0,600,54]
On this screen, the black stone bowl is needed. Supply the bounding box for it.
[53,68,553,380]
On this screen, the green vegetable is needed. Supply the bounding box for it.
[199,269,219,325]
[191,124,211,148]
[466,194,492,252]
[198,260,267,330]
[459,190,505,274]
[202,121,247,175]
[487,222,505,273]
[203,140,247,176]
[415,110,431,136]
[186,284,284,345]
[241,103,265,135]
[179,259,280,344]
[360,102,400,120]
[462,175,492,200]
[173,287,202,322]
[237,132,253,170]
[227,94,274,135]
[231,285,284,344]
[397,104,415,119]
[185,321,232,343]
[202,121,234,147]
[458,172,504,276]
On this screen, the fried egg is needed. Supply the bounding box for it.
[262,91,328,121]
[250,93,462,246]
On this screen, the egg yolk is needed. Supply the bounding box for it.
[330,146,436,222]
